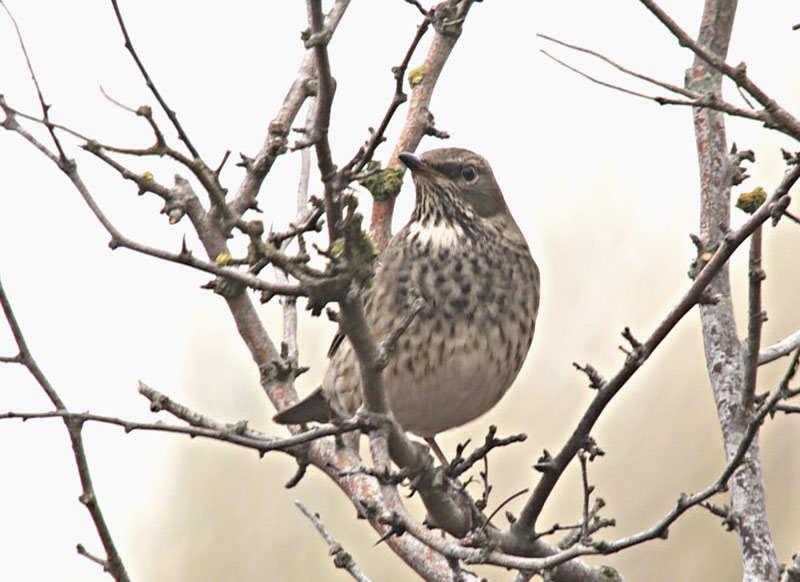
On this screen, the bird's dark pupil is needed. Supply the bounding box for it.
[462,166,476,181]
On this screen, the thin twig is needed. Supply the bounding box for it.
[0,407,364,455]
[1,1,67,162]
[99,85,138,114]
[404,0,428,17]
[305,0,343,249]
[76,544,108,567]
[538,33,695,98]
[540,49,658,102]
[448,425,528,478]
[108,0,200,159]
[107,0,234,226]
[0,278,131,582]
[447,352,800,573]
[341,10,432,178]
[276,101,317,362]
[538,47,764,124]
[743,225,764,407]
[578,452,591,542]
[228,0,351,219]
[2,120,306,295]
[295,501,373,582]
[638,0,800,141]
[758,328,800,365]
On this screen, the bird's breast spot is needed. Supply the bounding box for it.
[407,221,464,248]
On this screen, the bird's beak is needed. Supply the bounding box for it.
[399,152,436,178]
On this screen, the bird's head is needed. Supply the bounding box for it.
[399,147,523,245]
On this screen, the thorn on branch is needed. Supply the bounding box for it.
[572,362,606,390]
[533,449,555,473]
[237,152,254,170]
[376,514,406,544]
[285,458,309,488]
[76,543,107,568]
[618,327,648,365]
[621,326,641,350]
[699,501,736,531]
[214,150,231,177]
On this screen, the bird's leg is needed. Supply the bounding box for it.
[425,436,450,467]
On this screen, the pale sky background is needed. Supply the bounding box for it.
[1,2,799,581]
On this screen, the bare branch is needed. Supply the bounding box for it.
[743,225,764,407]
[687,1,779,578]
[538,33,695,98]
[0,406,363,456]
[0,278,131,582]
[76,544,108,568]
[106,1,236,229]
[229,1,350,218]
[0,118,306,296]
[539,48,661,102]
[759,328,800,366]
[341,9,432,178]
[639,0,800,141]
[537,39,765,124]
[1,1,67,162]
[296,501,373,582]
[514,160,800,533]
[404,0,427,17]
[465,359,797,575]
[447,425,527,479]
[277,105,316,362]
[108,0,200,159]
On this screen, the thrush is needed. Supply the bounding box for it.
[275,147,540,438]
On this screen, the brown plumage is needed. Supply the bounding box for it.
[274,147,540,437]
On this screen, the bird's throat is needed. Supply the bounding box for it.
[406,219,465,248]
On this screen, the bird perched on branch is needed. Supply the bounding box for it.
[275,147,540,438]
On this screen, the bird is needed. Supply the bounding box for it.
[274,147,540,439]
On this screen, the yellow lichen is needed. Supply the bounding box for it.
[215,253,233,266]
[408,65,426,88]
[357,162,404,201]
[735,186,767,214]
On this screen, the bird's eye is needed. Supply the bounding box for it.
[462,165,477,182]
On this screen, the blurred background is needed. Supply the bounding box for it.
[1,1,799,580]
